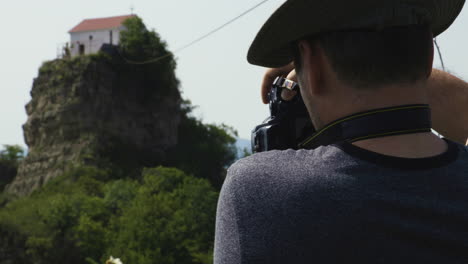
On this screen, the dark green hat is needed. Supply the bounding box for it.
[247,0,465,67]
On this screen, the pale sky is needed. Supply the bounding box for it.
[0,0,467,148]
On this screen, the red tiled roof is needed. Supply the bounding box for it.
[69,14,136,33]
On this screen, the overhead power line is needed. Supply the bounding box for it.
[433,38,447,138]
[434,38,446,72]
[120,0,272,65]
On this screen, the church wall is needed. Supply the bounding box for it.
[70,27,123,57]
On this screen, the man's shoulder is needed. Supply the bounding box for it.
[227,149,296,179]
[229,145,350,175]
[224,146,348,195]
[228,148,320,181]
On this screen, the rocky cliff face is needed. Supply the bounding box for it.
[6,54,181,196]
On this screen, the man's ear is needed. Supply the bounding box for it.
[298,40,324,95]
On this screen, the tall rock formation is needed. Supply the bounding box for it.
[6,54,181,196]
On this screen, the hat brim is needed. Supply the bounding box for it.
[247,0,465,68]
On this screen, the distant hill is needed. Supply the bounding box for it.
[235,138,251,158]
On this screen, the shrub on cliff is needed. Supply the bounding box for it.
[120,16,170,62]
[0,145,24,192]
[165,101,238,190]
[117,16,179,98]
[0,145,25,167]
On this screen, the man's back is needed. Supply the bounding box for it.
[214,139,468,263]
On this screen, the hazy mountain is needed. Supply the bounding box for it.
[235,138,251,158]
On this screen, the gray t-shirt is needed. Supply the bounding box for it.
[214,139,468,263]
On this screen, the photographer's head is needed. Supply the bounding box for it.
[291,25,434,128]
[248,0,465,129]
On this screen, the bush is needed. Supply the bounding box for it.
[120,16,171,62]
[0,145,24,192]
[0,145,25,166]
[106,167,218,264]
[0,166,218,264]
[165,101,238,190]
[0,166,111,263]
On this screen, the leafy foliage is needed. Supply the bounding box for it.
[165,101,238,190]
[0,166,110,262]
[120,16,170,62]
[0,166,218,264]
[106,167,218,264]
[113,16,180,101]
[239,147,252,159]
[0,145,25,166]
[0,145,25,191]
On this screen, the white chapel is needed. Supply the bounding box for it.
[68,14,135,57]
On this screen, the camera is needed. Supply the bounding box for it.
[251,77,314,153]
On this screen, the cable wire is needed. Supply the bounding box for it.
[433,38,446,138]
[434,38,446,72]
[120,0,271,65]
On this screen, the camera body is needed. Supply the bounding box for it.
[251,77,314,153]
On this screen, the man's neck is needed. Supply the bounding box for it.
[317,82,429,127]
[318,81,448,158]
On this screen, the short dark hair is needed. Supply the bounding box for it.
[292,24,433,89]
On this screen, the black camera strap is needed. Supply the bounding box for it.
[298,104,432,149]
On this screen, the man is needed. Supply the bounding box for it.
[215,0,468,263]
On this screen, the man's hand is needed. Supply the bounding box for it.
[261,63,298,103]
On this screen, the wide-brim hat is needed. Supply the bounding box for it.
[247,0,465,67]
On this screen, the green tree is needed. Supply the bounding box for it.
[240,147,252,158]
[103,179,138,214]
[0,166,220,264]
[0,145,25,166]
[165,101,238,190]
[115,15,179,101]
[107,167,218,264]
[0,166,111,263]
[120,16,173,63]
[0,145,24,192]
